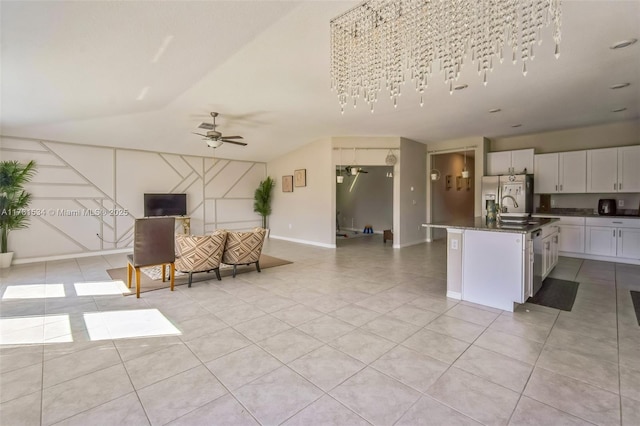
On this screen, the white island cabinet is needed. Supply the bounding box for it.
[423,218,558,312]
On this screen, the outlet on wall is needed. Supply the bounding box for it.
[619,199,624,207]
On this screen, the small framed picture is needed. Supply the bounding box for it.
[446,175,452,190]
[282,175,293,192]
[294,169,307,187]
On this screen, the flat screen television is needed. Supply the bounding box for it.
[144,193,187,217]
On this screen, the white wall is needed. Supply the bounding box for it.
[336,166,393,233]
[267,138,334,247]
[398,138,427,247]
[431,152,475,240]
[491,120,639,153]
[0,137,265,262]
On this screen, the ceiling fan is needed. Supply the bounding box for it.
[193,112,247,148]
[344,166,368,175]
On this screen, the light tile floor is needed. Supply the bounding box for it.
[1,236,639,425]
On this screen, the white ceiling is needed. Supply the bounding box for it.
[1,0,639,162]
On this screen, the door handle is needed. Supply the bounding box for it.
[614,183,616,190]
[613,229,615,237]
[619,229,622,238]
[620,183,622,190]
[555,185,558,191]
[560,184,563,191]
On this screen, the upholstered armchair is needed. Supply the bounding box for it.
[221,227,266,278]
[127,217,176,298]
[175,230,227,287]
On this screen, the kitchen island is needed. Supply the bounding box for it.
[422,217,559,312]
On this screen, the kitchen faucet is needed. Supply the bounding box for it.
[500,195,519,212]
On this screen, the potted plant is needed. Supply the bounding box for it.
[253,176,274,232]
[0,160,37,268]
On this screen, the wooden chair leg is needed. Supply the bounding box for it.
[170,263,175,291]
[135,267,141,298]
[127,263,133,288]
[255,260,261,273]
[161,264,166,282]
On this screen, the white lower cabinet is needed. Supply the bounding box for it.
[617,228,640,259]
[585,218,640,260]
[586,226,617,256]
[558,225,585,253]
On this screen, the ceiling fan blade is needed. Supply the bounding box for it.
[221,139,248,146]
[198,123,215,130]
[220,135,244,139]
[192,132,209,137]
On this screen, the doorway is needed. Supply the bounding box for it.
[430,151,475,240]
[336,165,394,245]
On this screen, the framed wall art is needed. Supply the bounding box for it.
[282,175,293,192]
[294,169,307,187]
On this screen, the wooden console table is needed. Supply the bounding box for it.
[175,216,190,235]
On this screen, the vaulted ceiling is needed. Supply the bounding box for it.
[2,1,638,162]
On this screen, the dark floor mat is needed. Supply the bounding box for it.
[631,291,640,326]
[527,277,579,311]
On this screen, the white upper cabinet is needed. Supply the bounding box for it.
[587,146,640,193]
[534,153,559,193]
[534,150,586,193]
[618,145,640,192]
[487,149,534,175]
[559,151,587,193]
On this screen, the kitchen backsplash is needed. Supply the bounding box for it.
[534,193,640,214]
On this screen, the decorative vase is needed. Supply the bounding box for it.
[0,252,14,268]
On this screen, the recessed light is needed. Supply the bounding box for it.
[489,108,501,113]
[610,39,637,50]
[454,84,468,91]
[612,107,627,112]
[511,124,522,128]
[610,83,631,89]
[136,86,150,101]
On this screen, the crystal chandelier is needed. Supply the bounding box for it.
[330,0,562,113]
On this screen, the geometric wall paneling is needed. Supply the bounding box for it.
[184,156,205,178]
[0,138,265,261]
[0,137,47,151]
[216,198,259,223]
[44,142,115,197]
[115,150,184,218]
[0,148,66,167]
[31,166,89,185]
[205,161,253,198]
[28,184,106,199]
[160,153,196,179]
[225,162,266,198]
[10,217,84,258]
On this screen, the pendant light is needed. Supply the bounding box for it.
[337,148,344,183]
[461,149,470,178]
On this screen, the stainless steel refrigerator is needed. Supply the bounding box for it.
[481,174,534,219]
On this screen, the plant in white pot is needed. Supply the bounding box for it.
[0,160,37,268]
[253,176,274,234]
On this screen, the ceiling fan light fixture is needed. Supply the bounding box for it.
[207,140,224,149]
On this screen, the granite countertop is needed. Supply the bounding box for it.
[422,217,559,234]
[533,208,640,218]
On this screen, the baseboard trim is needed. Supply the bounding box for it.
[340,227,384,235]
[269,235,336,249]
[394,238,428,249]
[559,251,640,266]
[12,248,133,265]
[446,291,462,300]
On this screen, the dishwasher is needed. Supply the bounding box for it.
[532,229,544,296]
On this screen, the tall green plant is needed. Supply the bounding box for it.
[253,176,274,229]
[0,160,37,253]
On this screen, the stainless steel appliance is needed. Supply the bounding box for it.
[532,229,544,295]
[598,199,617,216]
[481,174,534,221]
